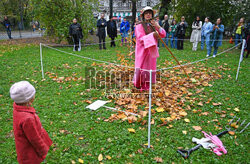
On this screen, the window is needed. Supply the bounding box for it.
[147,1,151,6]
[137,2,141,7]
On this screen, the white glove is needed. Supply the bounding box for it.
[192,137,217,149]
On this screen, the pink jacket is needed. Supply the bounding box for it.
[13,103,52,164]
[133,23,166,90]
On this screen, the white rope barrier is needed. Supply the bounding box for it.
[156,43,241,72]
[41,43,134,70]
[41,39,122,47]
[103,105,138,116]
[40,42,241,77]
[40,38,240,47]
[160,38,243,42]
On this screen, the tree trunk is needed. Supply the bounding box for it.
[131,0,136,23]
[109,0,113,18]
[159,0,171,20]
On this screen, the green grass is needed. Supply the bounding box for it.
[0,40,249,163]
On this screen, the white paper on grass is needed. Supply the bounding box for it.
[86,100,108,110]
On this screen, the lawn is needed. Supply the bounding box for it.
[0,38,249,163]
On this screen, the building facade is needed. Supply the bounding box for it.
[98,0,160,18]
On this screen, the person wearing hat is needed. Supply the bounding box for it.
[133,6,166,90]
[10,81,52,164]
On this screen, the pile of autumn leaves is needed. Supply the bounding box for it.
[48,53,223,126]
[102,58,222,125]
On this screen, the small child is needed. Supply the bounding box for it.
[10,81,52,164]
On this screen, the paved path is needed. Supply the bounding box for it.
[0,30,44,40]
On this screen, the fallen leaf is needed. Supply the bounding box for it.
[192,126,202,131]
[156,107,164,113]
[234,108,240,112]
[184,119,190,123]
[182,130,187,135]
[143,143,153,148]
[221,114,226,118]
[98,154,103,162]
[78,137,84,140]
[128,128,136,133]
[180,111,187,117]
[198,102,203,106]
[228,131,235,135]
[190,78,197,83]
[106,155,112,160]
[151,119,155,125]
[58,77,64,81]
[78,158,84,164]
[201,112,209,116]
[128,115,137,123]
[192,109,198,113]
[212,102,222,106]
[154,157,163,163]
[139,111,148,117]
[137,149,143,154]
[231,122,239,129]
[165,90,171,96]
[168,124,173,128]
[215,111,222,115]
[71,160,76,164]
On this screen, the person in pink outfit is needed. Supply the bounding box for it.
[133,6,166,91]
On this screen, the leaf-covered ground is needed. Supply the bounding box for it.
[0,39,249,163]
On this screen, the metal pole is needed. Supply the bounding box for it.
[19,0,24,30]
[147,70,152,148]
[40,43,45,79]
[236,39,246,80]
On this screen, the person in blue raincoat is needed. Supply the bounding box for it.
[202,17,213,57]
[210,18,224,57]
[120,17,130,45]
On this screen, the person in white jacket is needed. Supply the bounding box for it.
[190,16,202,51]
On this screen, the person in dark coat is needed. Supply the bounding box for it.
[69,18,83,51]
[161,15,170,46]
[1,16,13,39]
[107,16,117,47]
[97,13,107,50]
[176,16,188,50]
